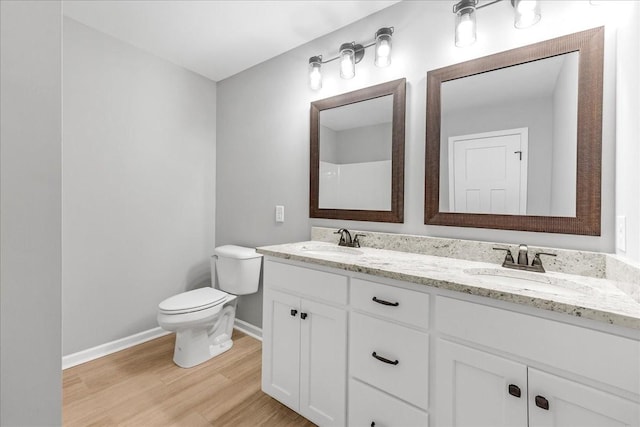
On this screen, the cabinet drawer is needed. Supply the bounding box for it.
[436,296,640,395]
[349,379,429,427]
[350,312,429,410]
[351,278,429,329]
[264,259,347,305]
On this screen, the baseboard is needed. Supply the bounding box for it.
[233,319,263,341]
[63,319,263,369]
[62,327,171,370]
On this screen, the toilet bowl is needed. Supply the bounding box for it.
[157,245,262,368]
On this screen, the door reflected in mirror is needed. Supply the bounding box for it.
[440,52,578,217]
[319,95,393,211]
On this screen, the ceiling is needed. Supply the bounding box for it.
[63,0,400,82]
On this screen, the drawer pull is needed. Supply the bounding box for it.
[372,351,399,365]
[535,395,549,410]
[290,309,298,317]
[300,312,308,320]
[508,384,521,398]
[371,423,375,427]
[372,296,399,307]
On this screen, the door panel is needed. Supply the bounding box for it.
[299,299,347,426]
[528,368,640,427]
[435,339,528,427]
[261,290,301,411]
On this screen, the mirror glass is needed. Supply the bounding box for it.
[440,52,579,217]
[319,95,393,210]
[425,27,604,235]
[310,78,406,223]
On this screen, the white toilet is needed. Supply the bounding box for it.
[157,245,263,368]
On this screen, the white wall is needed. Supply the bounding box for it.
[217,1,628,328]
[615,1,640,262]
[1,1,62,424]
[63,18,217,355]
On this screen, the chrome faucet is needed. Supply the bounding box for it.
[334,229,366,248]
[493,244,557,273]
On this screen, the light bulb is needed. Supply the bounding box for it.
[374,27,393,67]
[308,56,322,90]
[513,0,540,28]
[339,43,355,79]
[455,10,476,47]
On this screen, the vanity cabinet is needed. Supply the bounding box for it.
[435,297,640,427]
[262,260,347,427]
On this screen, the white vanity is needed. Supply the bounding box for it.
[258,230,640,427]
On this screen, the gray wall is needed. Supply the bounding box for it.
[63,18,217,355]
[217,1,625,328]
[1,1,62,425]
[550,52,579,216]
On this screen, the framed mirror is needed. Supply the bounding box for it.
[310,78,406,222]
[425,27,604,235]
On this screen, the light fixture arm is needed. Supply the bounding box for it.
[312,37,386,66]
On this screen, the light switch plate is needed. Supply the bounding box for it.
[275,205,284,223]
[616,215,626,252]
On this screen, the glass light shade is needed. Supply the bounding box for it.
[374,28,393,67]
[513,0,541,29]
[339,43,355,79]
[308,57,322,90]
[455,7,476,47]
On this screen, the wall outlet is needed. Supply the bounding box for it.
[275,205,285,223]
[616,215,626,252]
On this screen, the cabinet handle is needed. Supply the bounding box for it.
[372,296,399,307]
[508,384,521,398]
[372,351,399,365]
[535,395,549,410]
[300,312,308,320]
[290,309,297,317]
[370,423,375,427]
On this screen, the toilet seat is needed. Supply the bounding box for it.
[158,287,227,315]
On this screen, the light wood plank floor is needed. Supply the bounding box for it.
[63,331,316,426]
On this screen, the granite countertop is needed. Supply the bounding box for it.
[257,241,640,330]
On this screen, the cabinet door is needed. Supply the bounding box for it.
[299,298,347,426]
[435,339,528,427]
[528,368,640,427]
[262,290,301,411]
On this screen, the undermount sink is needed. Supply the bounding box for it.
[300,244,363,256]
[463,268,590,297]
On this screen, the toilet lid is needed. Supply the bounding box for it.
[158,288,227,314]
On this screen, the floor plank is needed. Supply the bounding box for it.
[63,331,316,426]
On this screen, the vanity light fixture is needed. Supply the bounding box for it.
[308,27,394,90]
[453,0,542,47]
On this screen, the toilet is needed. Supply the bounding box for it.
[157,245,263,368]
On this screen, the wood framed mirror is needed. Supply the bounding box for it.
[310,78,406,222]
[425,27,604,235]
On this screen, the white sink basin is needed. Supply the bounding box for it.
[300,244,364,256]
[463,268,590,297]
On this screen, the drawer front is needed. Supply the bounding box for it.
[349,379,429,427]
[350,312,429,410]
[436,296,640,395]
[264,259,348,305]
[351,278,429,329]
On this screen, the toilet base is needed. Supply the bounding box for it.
[171,303,236,368]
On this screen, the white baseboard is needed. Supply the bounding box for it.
[62,319,263,370]
[62,327,171,370]
[233,319,262,341]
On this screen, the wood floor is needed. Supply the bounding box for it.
[63,331,316,426]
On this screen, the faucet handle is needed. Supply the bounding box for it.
[532,252,556,265]
[353,234,366,248]
[493,247,514,263]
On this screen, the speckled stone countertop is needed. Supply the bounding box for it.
[257,240,640,331]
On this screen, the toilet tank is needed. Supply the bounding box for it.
[212,245,263,295]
